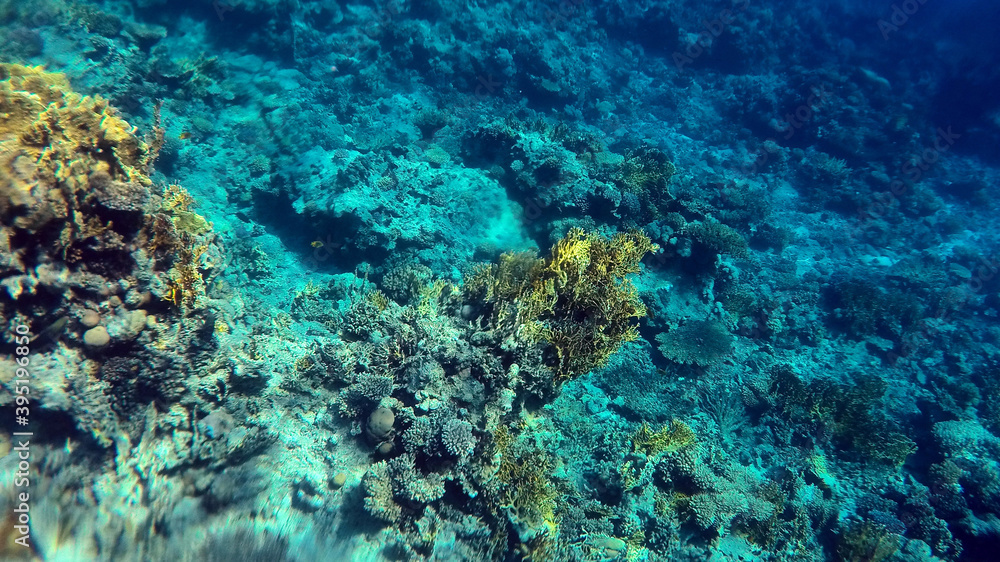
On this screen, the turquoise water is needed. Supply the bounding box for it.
[1,0,1000,560]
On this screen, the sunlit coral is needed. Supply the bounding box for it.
[465,228,657,381]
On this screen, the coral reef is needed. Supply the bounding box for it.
[2,0,1000,560]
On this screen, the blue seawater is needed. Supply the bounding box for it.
[1,0,999,560]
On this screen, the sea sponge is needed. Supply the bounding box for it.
[330,472,347,488]
[80,309,101,327]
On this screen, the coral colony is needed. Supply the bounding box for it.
[2,1,1000,561]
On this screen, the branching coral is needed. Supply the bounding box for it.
[488,425,562,547]
[465,228,658,381]
[366,289,391,311]
[836,520,900,562]
[362,455,448,524]
[616,145,677,217]
[160,184,212,236]
[363,460,404,523]
[620,420,698,490]
[828,279,922,339]
[162,243,209,308]
[683,220,749,258]
[441,418,477,458]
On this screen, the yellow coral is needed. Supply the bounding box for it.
[543,227,592,285]
[163,244,207,309]
[294,356,313,371]
[464,250,541,304]
[1,64,156,249]
[619,459,642,490]
[416,278,456,316]
[465,228,657,381]
[493,439,561,540]
[161,184,212,235]
[630,420,696,457]
[619,146,676,196]
[367,289,390,311]
[534,229,657,380]
[0,64,151,186]
[293,280,321,305]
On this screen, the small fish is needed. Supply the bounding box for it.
[30,316,68,343]
[311,240,324,248]
[179,131,191,140]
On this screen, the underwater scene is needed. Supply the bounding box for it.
[2,0,1000,560]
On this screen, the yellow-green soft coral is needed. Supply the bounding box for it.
[630,420,697,457]
[466,228,658,381]
[0,64,153,196]
[0,63,156,249]
[0,63,214,310]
